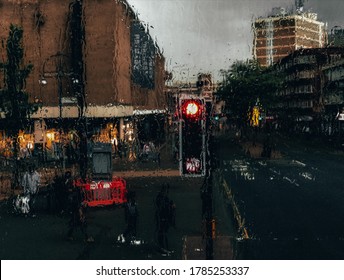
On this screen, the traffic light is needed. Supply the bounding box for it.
[179,97,206,177]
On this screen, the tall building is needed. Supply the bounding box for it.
[253,6,327,67]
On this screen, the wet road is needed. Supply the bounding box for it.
[217,135,344,259]
[0,176,205,260]
[2,132,342,260]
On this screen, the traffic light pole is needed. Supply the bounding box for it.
[203,101,215,260]
[178,95,214,258]
[179,97,206,176]
[203,171,214,259]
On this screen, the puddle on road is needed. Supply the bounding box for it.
[224,158,317,185]
[224,159,255,181]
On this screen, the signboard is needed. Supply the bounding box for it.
[336,113,344,121]
[92,142,112,179]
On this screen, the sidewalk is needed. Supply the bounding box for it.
[0,142,179,201]
[114,169,180,178]
[113,142,178,172]
[0,167,59,201]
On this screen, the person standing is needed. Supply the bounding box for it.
[117,140,123,159]
[123,191,138,243]
[66,187,94,242]
[168,200,176,229]
[53,171,73,214]
[22,165,40,196]
[155,185,173,253]
[21,165,41,216]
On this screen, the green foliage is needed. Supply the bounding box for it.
[0,24,38,136]
[216,59,283,124]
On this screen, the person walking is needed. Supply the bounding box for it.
[66,187,94,242]
[123,191,138,243]
[155,184,174,253]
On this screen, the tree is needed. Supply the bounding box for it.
[69,0,88,180]
[0,24,40,190]
[216,59,283,132]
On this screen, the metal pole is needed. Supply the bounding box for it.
[41,52,73,172]
[57,58,62,123]
[56,56,65,172]
[204,173,214,260]
[203,101,214,260]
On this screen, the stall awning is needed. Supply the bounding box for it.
[30,105,134,119]
[133,109,166,115]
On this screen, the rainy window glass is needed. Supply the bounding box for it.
[131,21,155,89]
[0,0,344,269]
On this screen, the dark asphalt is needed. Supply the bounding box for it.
[216,132,344,259]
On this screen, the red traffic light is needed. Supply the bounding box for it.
[181,99,203,119]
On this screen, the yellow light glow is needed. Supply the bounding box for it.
[46,132,55,140]
[27,142,34,149]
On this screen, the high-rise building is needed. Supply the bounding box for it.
[253,6,327,67]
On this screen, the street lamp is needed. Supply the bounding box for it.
[40,52,75,169]
[41,52,75,123]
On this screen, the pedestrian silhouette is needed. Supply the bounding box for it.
[53,171,72,214]
[21,164,40,217]
[123,191,138,243]
[66,187,93,242]
[169,200,176,228]
[155,184,175,253]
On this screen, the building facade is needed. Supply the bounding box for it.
[0,0,167,160]
[273,47,344,138]
[253,8,327,67]
[328,27,344,47]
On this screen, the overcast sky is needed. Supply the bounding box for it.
[127,0,344,82]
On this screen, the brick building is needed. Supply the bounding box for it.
[0,0,167,158]
[253,7,327,67]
